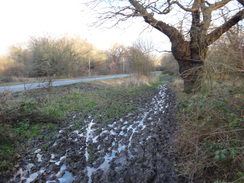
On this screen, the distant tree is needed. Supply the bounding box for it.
[7,36,110,78]
[127,47,154,75]
[161,53,179,75]
[107,44,127,74]
[127,39,154,75]
[91,49,108,75]
[74,39,108,76]
[0,56,23,78]
[87,0,244,93]
[67,38,94,76]
[8,45,26,63]
[25,36,80,77]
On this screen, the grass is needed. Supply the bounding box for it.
[170,77,244,183]
[0,76,38,86]
[0,74,163,178]
[0,125,16,175]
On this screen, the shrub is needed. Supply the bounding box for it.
[173,84,244,182]
[0,56,24,81]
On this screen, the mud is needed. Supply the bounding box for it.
[7,85,184,183]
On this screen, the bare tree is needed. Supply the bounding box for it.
[161,53,179,75]
[87,0,243,93]
[107,44,127,74]
[126,39,155,75]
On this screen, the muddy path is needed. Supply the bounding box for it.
[8,85,183,183]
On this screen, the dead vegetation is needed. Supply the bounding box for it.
[170,76,244,182]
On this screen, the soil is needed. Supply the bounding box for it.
[5,84,186,183]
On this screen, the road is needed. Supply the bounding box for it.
[0,74,131,93]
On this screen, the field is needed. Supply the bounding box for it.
[0,75,164,179]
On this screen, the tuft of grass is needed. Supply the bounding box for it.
[0,125,17,176]
[173,81,244,182]
[0,144,16,173]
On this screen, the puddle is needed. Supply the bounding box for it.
[58,165,76,183]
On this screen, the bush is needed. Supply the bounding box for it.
[173,83,244,182]
[0,56,24,81]
[0,77,12,83]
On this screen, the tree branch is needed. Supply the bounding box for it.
[211,0,231,10]
[237,0,244,6]
[206,9,244,46]
[169,1,198,12]
[129,0,184,43]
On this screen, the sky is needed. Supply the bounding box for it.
[0,0,171,56]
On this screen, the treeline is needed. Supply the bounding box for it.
[1,27,242,84]
[0,35,156,81]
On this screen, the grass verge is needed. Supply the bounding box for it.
[171,77,244,183]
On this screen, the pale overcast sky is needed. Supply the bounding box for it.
[0,0,170,55]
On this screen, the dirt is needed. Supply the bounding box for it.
[5,84,186,183]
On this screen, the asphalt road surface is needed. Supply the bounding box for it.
[0,74,131,93]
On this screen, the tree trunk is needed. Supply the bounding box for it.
[181,60,204,93]
[171,40,206,93]
[175,58,204,93]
